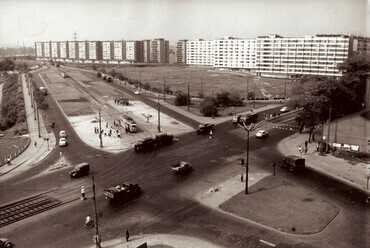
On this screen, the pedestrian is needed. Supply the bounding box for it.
[125,229,130,242]
[106,122,108,128]
[7,157,11,166]
[304,140,308,150]
[81,186,86,200]
[298,146,302,154]
[34,141,37,147]
[209,130,213,139]
[241,173,243,182]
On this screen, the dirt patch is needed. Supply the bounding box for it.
[220,175,339,234]
[0,123,30,165]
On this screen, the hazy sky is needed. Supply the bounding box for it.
[0,0,369,47]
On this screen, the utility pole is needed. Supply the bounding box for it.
[187,81,190,111]
[237,123,254,194]
[139,70,142,91]
[92,176,101,248]
[163,75,166,101]
[98,109,103,148]
[34,98,37,120]
[200,77,203,95]
[246,77,249,107]
[253,81,256,109]
[157,97,161,133]
[326,105,332,153]
[37,106,41,137]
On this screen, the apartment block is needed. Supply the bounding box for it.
[142,40,151,63]
[78,41,88,60]
[88,41,102,60]
[59,41,69,59]
[126,41,140,62]
[186,39,215,66]
[113,40,125,61]
[175,40,187,64]
[43,42,51,58]
[102,41,114,60]
[68,41,78,59]
[51,42,60,58]
[214,37,255,69]
[35,42,44,58]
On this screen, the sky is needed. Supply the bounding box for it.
[0,0,369,47]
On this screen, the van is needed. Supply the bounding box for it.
[279,155,305,172]
[59,130,66,138]
[69,162,90,178]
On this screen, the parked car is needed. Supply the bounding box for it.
[0,238,13,248]
[279,155,305,172]
[171,161,192,174]
[280,106,289,113]
[196,123,214,135]
[134,90,141,95]
[69,162,90,178]
[59,130,67,138]
[256,130,269,138]
[59,137,67,147]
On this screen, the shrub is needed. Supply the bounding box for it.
[200,97,218,117]
[174,91,190,106]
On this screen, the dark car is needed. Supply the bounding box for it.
[69,162,90,178]
[155,133,173,145]
[0,238,13,248]
[171,161,192,174]
[104,183,141,203]
[196,123,214,135]
[279,155,305,172]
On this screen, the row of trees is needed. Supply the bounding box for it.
[290,55,370,140]
[0,58,15,71]
[0,75,26,130]
[174,90,243,117]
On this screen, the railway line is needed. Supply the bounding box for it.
[0,194,62,228]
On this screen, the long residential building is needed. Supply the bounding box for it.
[35,38,170,64]
[180,34,370,77]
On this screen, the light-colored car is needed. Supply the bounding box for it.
[59,130,67,138]
[134,90,141,95]
[59,137,67,147]
[280,106,289,113]
[256,130,269,138]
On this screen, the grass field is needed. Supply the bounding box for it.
[71,64,295,99]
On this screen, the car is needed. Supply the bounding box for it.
[171,161,192,174]
[69,162,90,178]
[256,130,268,138]
[280,106,289,113]
[134,90,141,95]
[59,137,67,147]
[59,130,67,138]
[196,123,214,135]
[0,238,13,248]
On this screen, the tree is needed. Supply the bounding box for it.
[143,82,151,91]
[174,91,190,106]
[200,97,218,117]
[229,92,243,106]
[110,68,116,77]
[92,64,97,71]
[117,72,124,81]
[215,91,230,107]
[96,72,102,78]
[0,58,15,71]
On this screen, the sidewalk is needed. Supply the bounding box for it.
[278,132,370,194]
[0,73,56,181]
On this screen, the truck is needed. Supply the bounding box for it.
[232,113,258,125]
[103,183,141,203]
[279,155,306,173]
[134,133,174,152]
[121,115,137,133]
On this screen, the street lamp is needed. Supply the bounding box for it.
[237,123,256,194]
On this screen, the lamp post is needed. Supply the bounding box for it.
[237,123,255,194]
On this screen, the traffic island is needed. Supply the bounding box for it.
[220,175,339,234]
